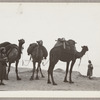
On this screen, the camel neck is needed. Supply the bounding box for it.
[76,49,86,58]
[19,43,22,51]
[17,43,23,59]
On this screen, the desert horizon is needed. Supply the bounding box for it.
[0,66,100,91]
[17,58,100,78]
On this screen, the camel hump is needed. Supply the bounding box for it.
[67,39,77,54]
[54,38,77,54]
[0,42,11,48]
[27,43,38,55]
[67,39,76,45]
[5,44,19,56]
[54,38,66,48]
[5,44,18,51]
[12,44,19,50]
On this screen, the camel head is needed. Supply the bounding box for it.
[18,39,25,45]
[18,39,25,50]
[75,46,88,59]
[81,46,88,52]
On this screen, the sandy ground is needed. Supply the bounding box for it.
[0,67,100,91]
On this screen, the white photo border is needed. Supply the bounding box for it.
[0,0,100,99]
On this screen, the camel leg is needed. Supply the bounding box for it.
[40,67,45,78]
[48,60,58,85]
[64,62,70,82]
[47,61,54,84]
[5,63,11,80]
[51,68,57,85]
[47,65,51,84]
[15,60,21,80]
[30,62,36,80]
[47,50,58,85]
[69,60,76,83]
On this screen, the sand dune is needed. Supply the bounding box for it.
[0,67,100,91]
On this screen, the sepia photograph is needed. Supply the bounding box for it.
[0,2,100,98]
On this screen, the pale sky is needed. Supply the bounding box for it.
[0,3,100,76]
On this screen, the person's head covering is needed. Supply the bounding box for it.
[88,60,91,63]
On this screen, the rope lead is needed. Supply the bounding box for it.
[42,59,49,66]
[78,57,82,68]
[22,56,31,66]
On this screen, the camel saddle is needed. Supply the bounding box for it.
[40,46,48,59]
[27,43,48,59]
[36,40,48,59]
[27,43,38,55]
[54,38,77,54]
[5,44,19,56]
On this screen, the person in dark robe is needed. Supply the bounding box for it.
[0,47,8,85]
[87,60,93,79]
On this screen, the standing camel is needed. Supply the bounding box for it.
[4,39,25,80]
[47,39,88,85]
[27,40,48,80]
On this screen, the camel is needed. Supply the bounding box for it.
[1,39,25,80]
[27,40,48,80]
[47,40,88,85]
